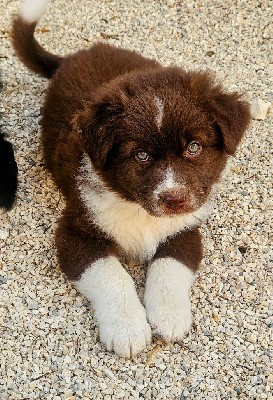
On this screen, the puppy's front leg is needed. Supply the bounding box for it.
[56,214,151,358]
[144,228,202,342]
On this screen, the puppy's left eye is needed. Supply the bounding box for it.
[186,141,202,158]
[135,151,151,163]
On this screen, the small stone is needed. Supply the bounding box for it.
[29,302,39,310]
[238,246,247,254]
[218,344,226,352]
[213,314,220,323]
[267,373,273,382]
[236,315,243,328]
[99,382,107,391]
[250,97,271,120]
[167,0,176,6]
[235,387,242,395]
[268,64,273,76]
[206,50,215,57]
[248,334,258,343]
[39,225,49,233]
[232,166,241,174]
[104,368,116,380]
[0,276,7,284]
[0,230,9,240]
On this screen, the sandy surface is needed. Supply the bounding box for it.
[1,0,272,399]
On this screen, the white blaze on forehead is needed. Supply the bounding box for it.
[20,0,50,23]
[154,96,164,128]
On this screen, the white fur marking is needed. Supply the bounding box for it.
[145,257,195,341]
[77,155,213,262]
[153,167,182,197]
[154,96,164,128]
[74,256,151,358]
[163,167,176,188]
[20,0,50,23]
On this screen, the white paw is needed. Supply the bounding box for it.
[146,291,192,342]
[74,256,151,358]
[144,257,195,342]
[99,302,151,358]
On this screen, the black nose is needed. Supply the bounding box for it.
[159,191,186,211]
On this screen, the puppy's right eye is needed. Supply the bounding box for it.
[135,151,151,163]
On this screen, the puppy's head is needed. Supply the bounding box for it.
[74,68,250,217]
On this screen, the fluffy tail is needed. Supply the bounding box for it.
[12,0,62,78]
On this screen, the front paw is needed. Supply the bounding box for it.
[74,256,152,358]
[144,257,195,342]
[98,302,152,358]
[145,292,192,342]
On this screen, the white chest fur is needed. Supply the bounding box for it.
[77,155,212,262]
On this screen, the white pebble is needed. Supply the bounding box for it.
[250,97,271,120]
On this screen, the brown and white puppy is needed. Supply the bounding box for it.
[12,0,251,358]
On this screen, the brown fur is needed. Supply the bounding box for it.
[153,228,203,272]
[12,15,251,280]
[12,17,62,78]
[55,203,121,280]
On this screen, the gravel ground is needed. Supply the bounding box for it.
[1,0,272,399]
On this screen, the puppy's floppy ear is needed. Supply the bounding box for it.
[72,98,124,167]
[206,91,251,155]
[188,72,251,155]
